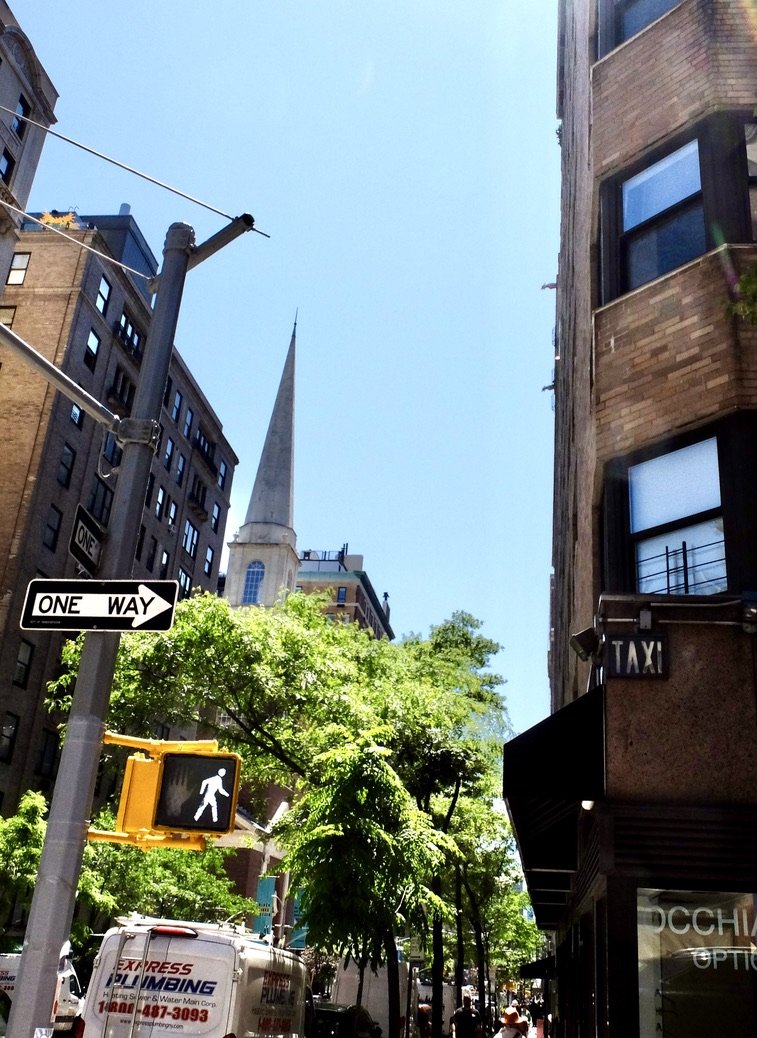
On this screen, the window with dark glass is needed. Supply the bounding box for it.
[217,459,228,490]
[146,536,158,572]
[164,437,174,471]
[96,275,111,315]
[159,549,170,579]
[109,366,134,410]
[178,567,192,598]
[13,641,33,688]
[176,453,186,487]
[84,329,100,371]
[211,501,221,533]
[11,94,30,138]
[598,0,680,57]
[43,506,62,550]
[167,500,177,528]
[117,310,143,359]
[337,586,347,604]
[7,252,29,285]
[57,443,76,487]
[155,485,166,520]
[103,431,122,467]
[171,390,183,423]
[182,519,199,559]
[36,729,59,778]
[204,545,214,576]
[0,305,15,327]
[70,402,84,427]
[183,407,194,439]
[0,712,19,763]
[620,139,705,294]
[0,149,15,185]
[88,477,114,525]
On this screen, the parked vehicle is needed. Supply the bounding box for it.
[313,1002,381,1038]
[75,914,308,1038]
[330,957,412,1038]
[0,942,82,1033]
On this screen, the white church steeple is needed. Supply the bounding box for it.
[223,320,299,608]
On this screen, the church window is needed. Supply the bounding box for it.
[243,561,265,604]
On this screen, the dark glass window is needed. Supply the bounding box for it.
[84,329,100,371]
[146,536,158,572]
[13,641,33,688]
[218,459,228,490]
[43,506,62,550]
[0,149,15,185]
[70,402,84,427]
[36,729,59,778]
[103,432,122,467]
[204,545,214,576]
[0,713,19,763]
[96,275,111,315]
[243,561,265,605]
[11,94,30,138]
[178,567,192,598]
[182,520,199,559]
[88,477,114,525]
[164,437,174,471]
[171,390,183,423]
[57,443,76,487]
[159,549,170,580]
[211,501,221,533]
[176,454,186,487]
[0,306,15,327]
[183,408,194,439]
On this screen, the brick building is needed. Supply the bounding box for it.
[297,547,393,640]
[502,3,757,1035]
[0,209,237,810]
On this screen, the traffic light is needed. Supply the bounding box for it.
[97,736,242,847]
[153,751,241,834]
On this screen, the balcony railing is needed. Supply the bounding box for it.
[636,537,727,595]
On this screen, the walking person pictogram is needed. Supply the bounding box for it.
[193,767,230,823]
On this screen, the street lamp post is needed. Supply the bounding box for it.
[4,216,254,1038]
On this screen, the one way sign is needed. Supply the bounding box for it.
[21,579,179,632]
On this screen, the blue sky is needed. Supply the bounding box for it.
[12,1,560,736]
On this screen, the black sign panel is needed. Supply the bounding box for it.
[605,634,668,678]
[20,579,179,632]
[154,752,241,834]
[68,504,104,575]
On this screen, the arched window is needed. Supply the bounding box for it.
[243,561,265,604]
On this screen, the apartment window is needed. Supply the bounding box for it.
[337,586,347,605]
[0,713,19,763]
[95,274,111,315]
[88,476,114,525]
[182,519,199,559]
[164,437,175,471]
[598,0,680,56]
[70,402,84,427]
[167,500,177,528]
[217,459,228,490]
[190,475,207,511]
[118,310,143,359]
[103,431,122,467]
[176,453,186,487]
[43,505,62,550]
[36,729,59,779]
[211,501,221,533]
[108,365,134,410]
[628,439,724,595]
[135,524,146,562]
[178,567,192,598]
[183,407,194,439]
[7,252,30,285]
[242,561,265,605]
[0,305,15,327]
[204,545,215,577]
[13,641,33,688]
[155,485,166,520]
[621,139,704,294]
[57,443,76,487]
[159,549,170,579]
[171,390,183,423]
[146,536,158,572]
[0,148,15,185]
[84,329,101,371]
[11,94,30,138]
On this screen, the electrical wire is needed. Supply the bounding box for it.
[0,103,235,220]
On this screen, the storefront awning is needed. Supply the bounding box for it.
[519,955,555,979]
[502,685,604,930]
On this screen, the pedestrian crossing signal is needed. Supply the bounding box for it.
[153,752,241,834]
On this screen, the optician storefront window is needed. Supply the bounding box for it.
[638,888,757,1036]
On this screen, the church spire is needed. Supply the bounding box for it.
[244,318,296,528]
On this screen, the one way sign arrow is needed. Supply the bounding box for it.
[20,579,179,632]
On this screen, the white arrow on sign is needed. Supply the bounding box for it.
[31,583,174,629]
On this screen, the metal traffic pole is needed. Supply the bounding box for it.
[6,215,255,1038]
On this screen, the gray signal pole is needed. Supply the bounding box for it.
[5,215,254,1038]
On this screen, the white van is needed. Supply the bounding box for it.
[0,942,82,1033]
[76,915,307,1038]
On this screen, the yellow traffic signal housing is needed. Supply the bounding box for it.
[89,733,241,850]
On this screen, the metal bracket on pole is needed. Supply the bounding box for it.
[115,417,161,451]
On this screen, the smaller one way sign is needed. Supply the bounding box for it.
[21,579,179,632]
